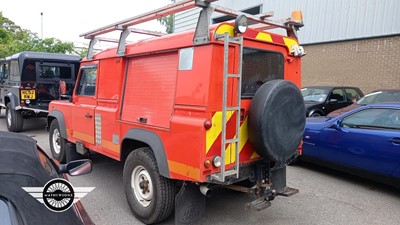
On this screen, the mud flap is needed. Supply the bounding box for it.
[66,142,79,162]
[270,166,298,196]
[175,182,206,225]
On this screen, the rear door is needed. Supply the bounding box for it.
[34,61,76,105]
[71,64,98,145]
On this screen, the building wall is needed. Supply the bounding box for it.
[174,0,400,44]
[302,35,400,93]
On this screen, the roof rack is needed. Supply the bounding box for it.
[82,0,300,60]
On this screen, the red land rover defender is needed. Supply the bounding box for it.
[47,1,306,224]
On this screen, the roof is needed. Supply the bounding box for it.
[0,131,51,182]
[369,89,400,93]
[89,22,297,61]
[5,51,81,62]
[365,103,400,108]
[0,131,83,225]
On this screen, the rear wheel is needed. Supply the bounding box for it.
[123,147,175,224]
[311,112,322,117]
[49,120,67,163]
[6,103,24,132]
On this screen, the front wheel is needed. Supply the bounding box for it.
[49,120,67,163]
[123,147,175,224]
[6,103,24,132]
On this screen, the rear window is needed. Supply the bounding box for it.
[39,65,72,79]
[241,48,284,98]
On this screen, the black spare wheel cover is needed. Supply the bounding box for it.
[248,80,305,162]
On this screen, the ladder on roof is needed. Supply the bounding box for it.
[211,33,243,182]
[80,0,299,60]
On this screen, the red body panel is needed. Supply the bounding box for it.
[50,23,302,182]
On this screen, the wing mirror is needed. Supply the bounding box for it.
[59,80,72,101]
[58,159,93,176]
[329,99,338,104]
[329,120,341,130]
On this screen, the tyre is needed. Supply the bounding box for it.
[248,80,306,162]
[49,120,67,163]
[123,147,175,224]
[311,112,322,117]
[6,103,24,132]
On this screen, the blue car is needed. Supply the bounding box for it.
[300,103,400,188]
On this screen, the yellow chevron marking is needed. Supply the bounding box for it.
[215,24,235,37]
[250,151,260,159]
[224,117,249,165]
[283,37,299,53]
[206,111,234,153]
[255,32,273,42]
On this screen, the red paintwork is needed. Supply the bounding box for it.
[49,23,302,182]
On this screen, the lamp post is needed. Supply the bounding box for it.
[40,12,43,39]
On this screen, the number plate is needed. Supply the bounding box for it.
[21,90,36,100]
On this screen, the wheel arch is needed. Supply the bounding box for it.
[5,93,19,109]
[308,109,324,117]
[121,129,170,178]
[47,110,67,139]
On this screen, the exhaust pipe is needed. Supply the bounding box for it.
[199,185,212,198]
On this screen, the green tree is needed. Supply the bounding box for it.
[157,0,174,34]
[158,15,174,34]
[0,12,75,58]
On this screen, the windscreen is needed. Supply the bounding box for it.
[241,48,284,98]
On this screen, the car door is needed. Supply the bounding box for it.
[71,64,98,145]
[324,88,349,114]
[320,107,400,176]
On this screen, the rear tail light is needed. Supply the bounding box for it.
[204,120,212,130]
[297,141,303,156]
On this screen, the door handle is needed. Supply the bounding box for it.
[85,113,93,119]
[388,138,400,145]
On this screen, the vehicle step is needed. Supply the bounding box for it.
[276,187,299,197]
[245,197,272,211]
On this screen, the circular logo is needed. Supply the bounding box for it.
[42,178,75,212]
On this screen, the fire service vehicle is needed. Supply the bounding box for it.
[47,0,306,224]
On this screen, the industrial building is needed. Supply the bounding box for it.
[174,0,400,93]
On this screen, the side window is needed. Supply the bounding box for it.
[10,60,19,81]
[0,64,3,79]
[341,108,400,130]
[345,88,361,102]
[0,63,9,79]
[76,66,97,96]
[329,89,345,102]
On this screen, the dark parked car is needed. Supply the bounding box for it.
[300,104,400,188]
[301,86,364,117]
[0,52,80,132]
[0,131,94,225]
[328,89,400,117]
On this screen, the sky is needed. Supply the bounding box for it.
[1,0,171,46]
